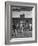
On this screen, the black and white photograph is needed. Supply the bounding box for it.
[11,6,32,38]
[5,2,37,44]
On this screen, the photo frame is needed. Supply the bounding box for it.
[5,1,37,44]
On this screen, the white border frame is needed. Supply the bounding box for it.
[5,1,37,44]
